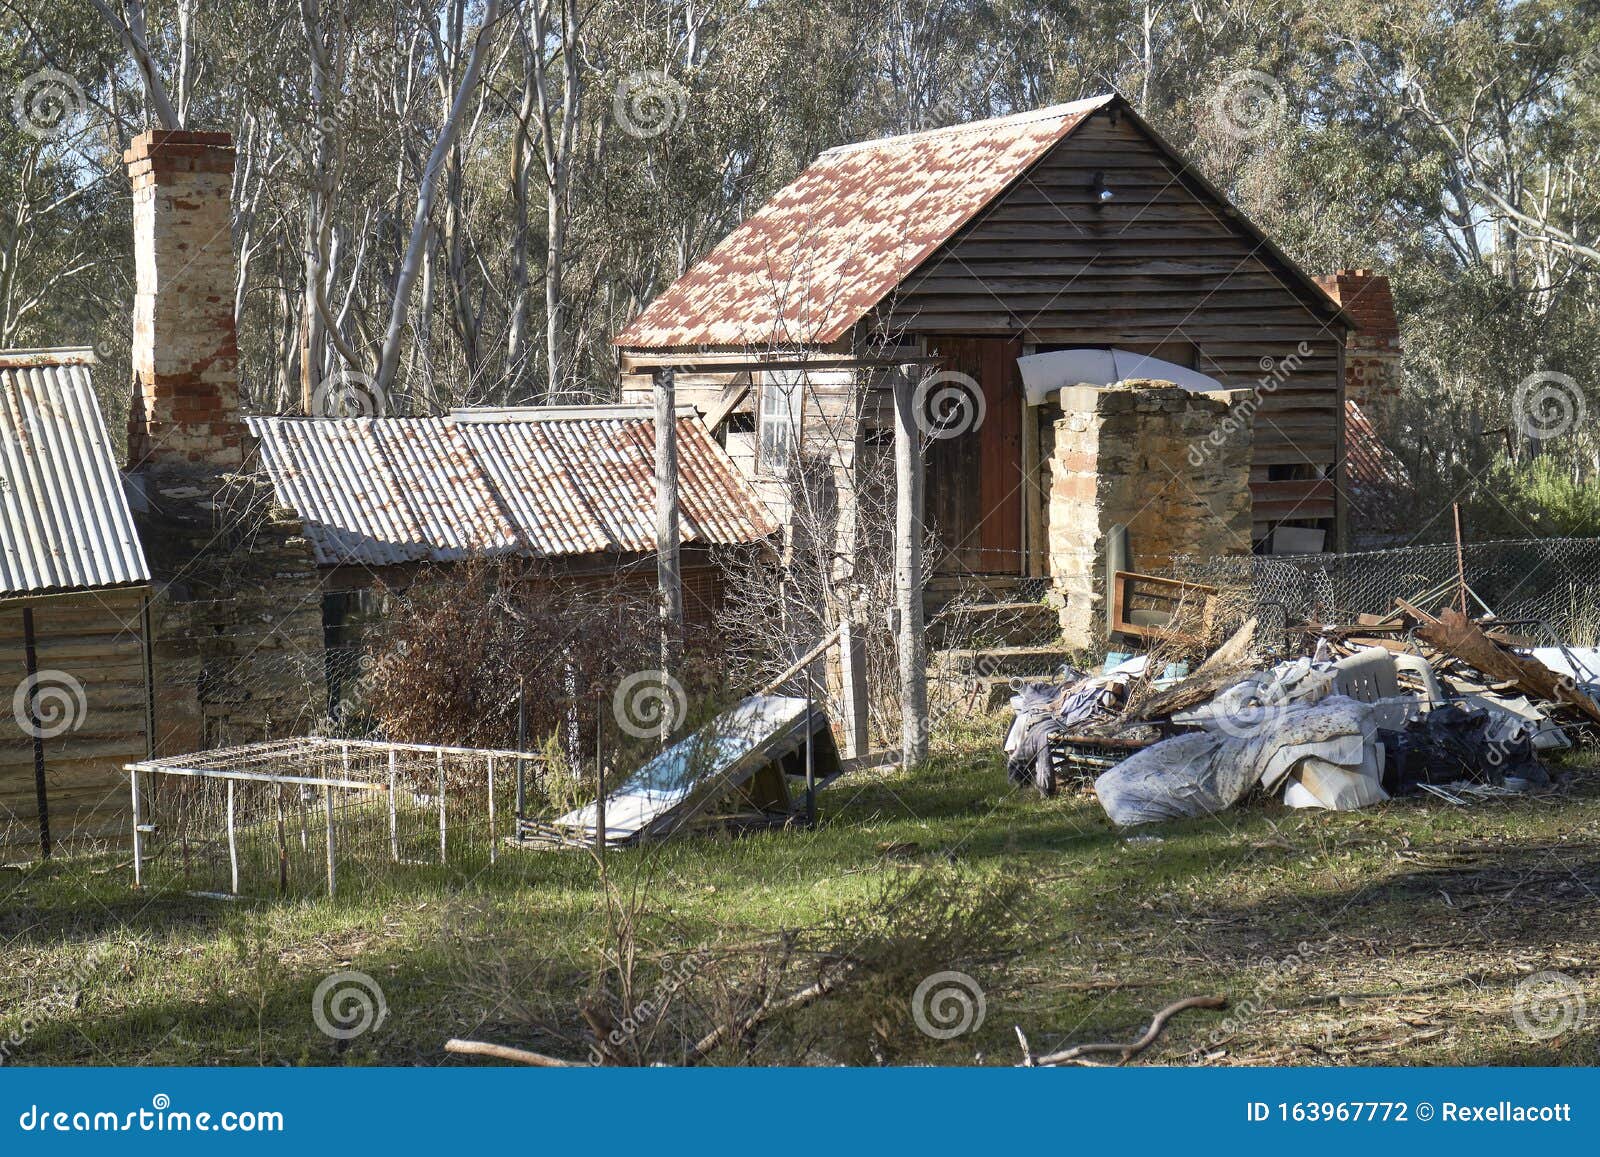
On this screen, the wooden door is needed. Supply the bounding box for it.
[923,336,1024,575]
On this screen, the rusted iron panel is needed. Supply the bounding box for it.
[247,411,777,568]
[0,349,150,596]
[615,98,1112,351]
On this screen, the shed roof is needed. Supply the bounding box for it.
[246,408,777,568]
[614,96,1115,350]
[0,349,150,598]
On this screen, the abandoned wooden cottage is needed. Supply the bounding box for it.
[0,348,152,856]
[615,94,1402,646]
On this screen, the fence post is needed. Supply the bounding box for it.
[226,778,239,895]
[388,749,399,862]
[487,753,497,865]
[437,749,447,865]
[324,789,337,900]
[130,770,143,889]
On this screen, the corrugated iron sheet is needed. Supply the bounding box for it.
[1345,400,1409,494]
[246,411,778,568]
[0,350,150,597]
[615,97,1113,351]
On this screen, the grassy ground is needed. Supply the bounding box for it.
[3,713,1598,1067]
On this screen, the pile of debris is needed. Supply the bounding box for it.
[1004,605,1600,827]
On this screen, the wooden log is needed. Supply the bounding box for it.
[1418,608,1600,725]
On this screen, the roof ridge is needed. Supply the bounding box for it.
[819,94,1116,157]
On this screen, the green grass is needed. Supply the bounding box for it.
[4,714,1599,1067]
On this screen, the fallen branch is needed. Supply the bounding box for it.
[1418,608,1600,725]
[444,1038,588,1067]
[1026,995,1227,1067]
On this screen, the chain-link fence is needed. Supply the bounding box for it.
[1175,537,1600,645]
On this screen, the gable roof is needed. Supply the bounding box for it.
[0,349,150,597]
[616,95,1348,353]
[614,96,1115,351]
[245,408,777,568]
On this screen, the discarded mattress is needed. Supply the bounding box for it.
[1094,696,1379,826]
[539,695,840,847]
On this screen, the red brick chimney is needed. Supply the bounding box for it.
[125,130,243,471]
[1315,269,1402,439]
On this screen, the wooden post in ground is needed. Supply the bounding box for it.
[486,753,496,864]
[654,366,683,671]
[893,366,929,765]
[387,749,399,861]
[130,770,143,888]
[837,616,870,759]
[226,778,239,895]
[21,606,51,858]
[323,789,337,899]
[436,749,447,864]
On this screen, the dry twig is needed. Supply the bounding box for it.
[1024,995,1227,1067]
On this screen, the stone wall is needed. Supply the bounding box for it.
[138,473,327,755]
[1315,269,1402,438]
[1047,381,1255,648]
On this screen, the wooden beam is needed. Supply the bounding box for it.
[893,367,928,765]
[654,367,683,667]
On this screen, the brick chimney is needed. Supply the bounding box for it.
[1315,269,1402,439]
[125,130,243,471]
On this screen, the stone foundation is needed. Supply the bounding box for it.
[1047,381,1255,648]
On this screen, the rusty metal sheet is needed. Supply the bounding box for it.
[615,97,1113,351]
[611,97,1113,350]
[247,410,777,568]
[0,349,150,596]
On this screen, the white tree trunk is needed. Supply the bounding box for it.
[374,0,504,396]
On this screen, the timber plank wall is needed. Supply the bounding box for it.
[873,105,1347,538]
[1,589,149,856]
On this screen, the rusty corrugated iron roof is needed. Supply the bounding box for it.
[0,349,150,597]
[246,408,777,568]
[1344,399,1411,530]
[615,96,1115,351]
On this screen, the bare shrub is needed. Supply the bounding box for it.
[356,555,721,755]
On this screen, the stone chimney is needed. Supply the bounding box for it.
[1047,382,1255,648]
[125,130,243,472]
[1315,269,1402,439]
